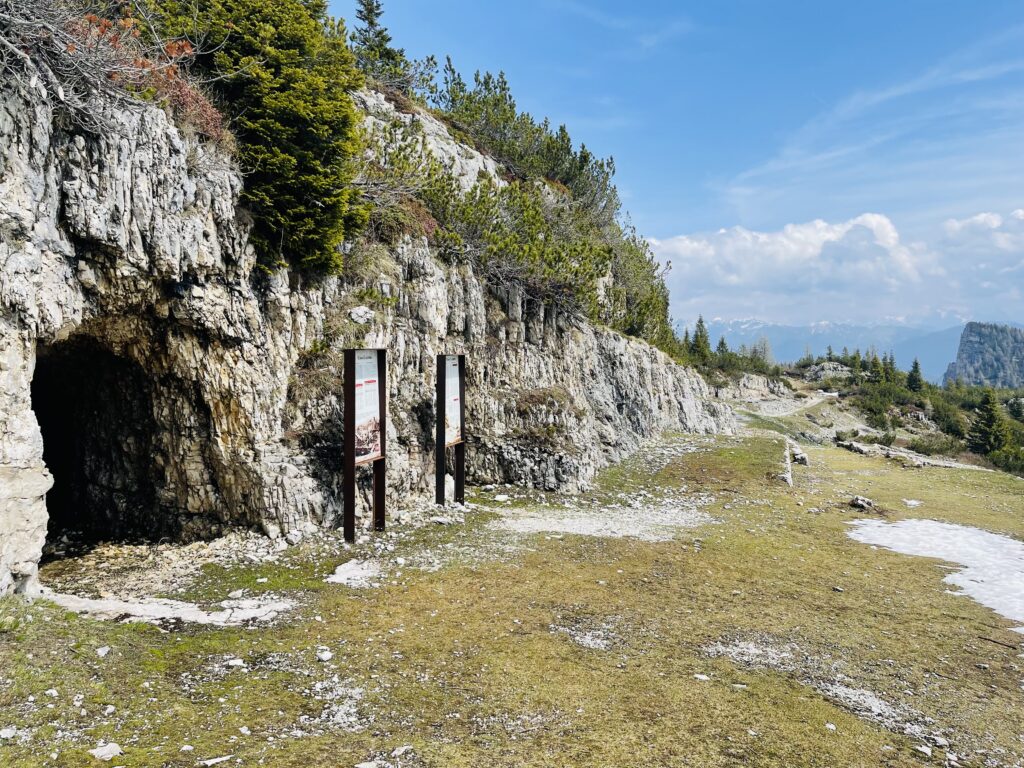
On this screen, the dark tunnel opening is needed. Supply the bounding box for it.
[31,337,163,547]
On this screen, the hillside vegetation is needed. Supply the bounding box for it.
[792,348,1024,476]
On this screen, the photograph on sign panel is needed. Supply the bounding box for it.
[444,355,462,446]
[354,351,382,463]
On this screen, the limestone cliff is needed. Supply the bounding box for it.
[943,322,1024,388]
[0,83,734,594]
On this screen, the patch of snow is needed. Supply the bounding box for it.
[848,519,1024,633]
[325,559,381,588]
[902,499,923,508]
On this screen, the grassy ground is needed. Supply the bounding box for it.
[1,435,1022,767]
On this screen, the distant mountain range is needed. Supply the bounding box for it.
[692,319,1019,383]
[944,322,1024,388]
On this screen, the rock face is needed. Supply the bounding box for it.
[944,322,1024,388]
[715,373,789,402]
[802,362,851,383]
[0,84,733,594]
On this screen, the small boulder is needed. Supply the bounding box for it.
[88,742,123,761]
[850,496,875,510]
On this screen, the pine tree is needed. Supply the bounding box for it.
[870,354,884,383]
[882,352,897,383]
[1009,398,1024,421]
[353,0,392,56]
[907,358,924,392]
[172,0,366,273]
[691,316,712,363]
[351,0,429,94]
[826,344,834,362]
[967,389,1010,455]
[716,336,730,356]
[751,336,773,364]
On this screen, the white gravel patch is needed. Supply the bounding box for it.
[550,623,616,650]
[496,509,711,541]
[817,682,910,733]
[704,639,801,672]
[848,518,1024,633]
[303,677,365,730]
[325,559,382,588]
[494,497,714,542]
[43,592,291,626]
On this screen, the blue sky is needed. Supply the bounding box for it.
[333,1,1024,328]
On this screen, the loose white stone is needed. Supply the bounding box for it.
[88,742,123,761]
[326,560,381,588]
[199,757,234,767]
[95,646,110,658]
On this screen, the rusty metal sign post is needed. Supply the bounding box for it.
[435,354,466,506]
[344,348,387,542]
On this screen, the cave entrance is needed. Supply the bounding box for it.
[32,337,163,546]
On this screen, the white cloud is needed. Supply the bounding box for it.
[652,210,1024,326]
[651,212,927,291]
[943,211,1002,235]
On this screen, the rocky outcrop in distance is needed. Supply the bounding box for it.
[944,322,1024,388]
[0,84,734,594]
